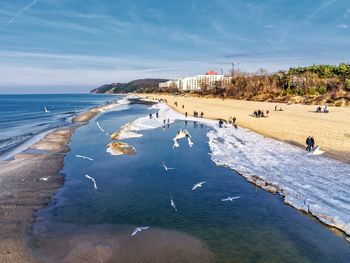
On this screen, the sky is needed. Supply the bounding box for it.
[0,0,349,93]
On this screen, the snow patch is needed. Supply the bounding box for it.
[207,125,350,236]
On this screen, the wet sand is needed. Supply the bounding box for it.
[136,93,350,163]
[30,224,215,263]
[0,102,118,263]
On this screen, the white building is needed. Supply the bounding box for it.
[159,71,232,92]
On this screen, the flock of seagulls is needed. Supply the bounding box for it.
[44,113,241,238]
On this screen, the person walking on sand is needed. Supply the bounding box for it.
[219,120,223,128]
[228,117,232,124]
[310,137,315,151]
[232,117,236,124]
[306,136,311,152]
[185,112,188,118]
[182,105,184,109]
[200,112,204,118]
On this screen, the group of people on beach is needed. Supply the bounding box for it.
[316,105,329,113]
[253,109,269,118]
[193,111,204,118]
[149,112,159,119]
[228,116,236,124]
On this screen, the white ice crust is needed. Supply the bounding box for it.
[121,100,350,236]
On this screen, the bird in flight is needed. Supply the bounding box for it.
[192,181,206,191]
[97,121,105,133]
[39,176,50,181]
[76,154,94,161]
[160,162,175,171]
[221,196,240,202]
[85,174,98,190]
[170,197,177,212]
[131,226,150,236]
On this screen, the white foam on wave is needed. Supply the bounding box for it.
[0,129,53,161]
[122,101,350,237]
[117,98,131,105]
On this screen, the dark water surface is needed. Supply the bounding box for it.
[0,94,117,156]
[32,103,350,263]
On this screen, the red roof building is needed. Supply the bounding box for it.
[206,70,217,75]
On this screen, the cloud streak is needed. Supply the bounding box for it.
[1,0,39,29]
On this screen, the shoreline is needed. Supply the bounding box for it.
[118,98,350,240]
[135,93,350,164]
[0,101,120,263]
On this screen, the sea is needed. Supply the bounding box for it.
[0,94,118,160]
[27,100,350,263]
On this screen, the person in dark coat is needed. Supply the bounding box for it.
[310,137,315,151]
[156,112,159,118]
[185,112,188,118]
[219,120,223,128]
[149,113,152,119]
[306,136,311,152]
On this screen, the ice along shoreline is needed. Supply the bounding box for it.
[114,97,350,241]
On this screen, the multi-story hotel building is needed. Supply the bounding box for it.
[159,71,232,92]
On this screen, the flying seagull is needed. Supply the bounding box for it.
[75,154,94,161]
[192,181,206,191]
[39,176,50,181]
[221,196,240,202]
[85,174,97,190]
[96,121,105,133]
[160,162,175,171]
[131,226,149,236]
[170,197,177,212]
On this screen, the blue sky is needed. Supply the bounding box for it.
[0,0,349,93]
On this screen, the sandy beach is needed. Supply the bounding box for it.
[136,94,350,163]
[0,102,118,263]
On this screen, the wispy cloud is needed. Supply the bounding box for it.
[314,0,337,15]
[337,23,349,29]
[344,8,350,19]
[1,0,39,29]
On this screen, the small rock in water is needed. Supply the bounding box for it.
[107,142,136,155]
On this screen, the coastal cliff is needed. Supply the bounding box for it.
[90,79,168,94]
